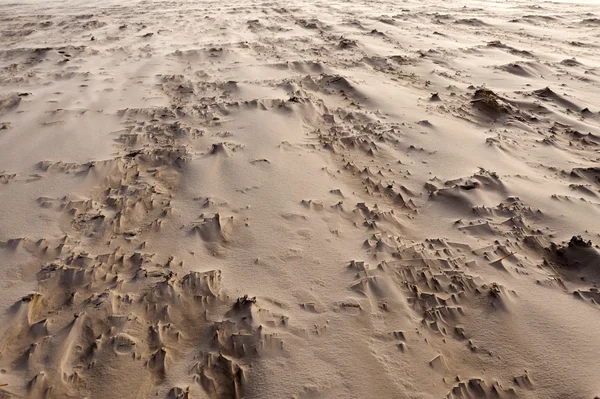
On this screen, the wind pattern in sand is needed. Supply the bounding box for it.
[1,0,600,398]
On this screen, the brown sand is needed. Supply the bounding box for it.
[1,0,600,397]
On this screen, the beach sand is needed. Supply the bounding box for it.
[1,0,600,397]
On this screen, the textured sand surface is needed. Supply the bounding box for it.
[1,0,600,397]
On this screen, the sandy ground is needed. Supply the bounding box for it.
[1,0,600,397]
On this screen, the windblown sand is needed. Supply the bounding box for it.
[1,0,600,397]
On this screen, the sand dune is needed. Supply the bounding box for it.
[1,0,600,397]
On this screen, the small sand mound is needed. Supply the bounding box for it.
[580,18,600,25]
[455,18,487,26]
[297,18,322,29]
[113,333,137,354]
[486,40,534,57]
[560,58,583,67]
[497,62,533,77]
[547,236,600,283]
[570,167,600,186]
[318,74,355,92]
[522,14,558,22]
[337,38,358,49]
[0,93,21,115]
[533,87,581,110]
[470,88,513,119]
[210,143,229,155]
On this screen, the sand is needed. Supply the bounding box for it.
[1,0,600,397]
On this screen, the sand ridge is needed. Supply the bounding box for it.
[1,0,600,397]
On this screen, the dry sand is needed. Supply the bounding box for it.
[1,0,600,397]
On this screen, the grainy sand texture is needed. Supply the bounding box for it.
[1,0,600,397]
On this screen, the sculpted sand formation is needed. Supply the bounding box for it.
[0,0,600,397]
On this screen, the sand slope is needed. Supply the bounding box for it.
[1,0,600,397]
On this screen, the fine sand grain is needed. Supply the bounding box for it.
[1,0,600,397]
